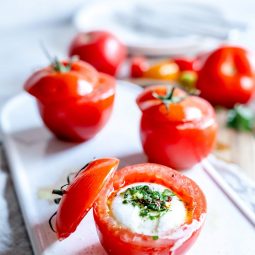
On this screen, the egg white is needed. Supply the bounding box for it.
[111,182,187,236]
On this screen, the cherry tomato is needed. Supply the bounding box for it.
[69,31,127,76]
[130,56,149,78]
[24,59,116,142]
[137,85,217,170]
[142,61,179,81]
[172,57,195,71]
[93,163,207,255]
[52,158,119,239]
[196,46,255,108]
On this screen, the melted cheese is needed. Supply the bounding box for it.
[111,182,187,236]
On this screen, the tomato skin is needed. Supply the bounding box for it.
[55,158,119,240]
[130,57,149,78]
[38,80,115,142]
[93,163,206,255]
[137,86,217,170]
[196,46,255,108]
[24,61,116,142]
[172,58,195,72]
[24,61,98,104]
[69,31,127,76]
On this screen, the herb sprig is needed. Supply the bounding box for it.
[227,104,255,132]
[121,185,175,220]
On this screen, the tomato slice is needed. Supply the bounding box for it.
[93,163,206,255]
[55,158,119,239]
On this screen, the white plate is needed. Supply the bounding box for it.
[1,81,255,255]
[73,0,229,56]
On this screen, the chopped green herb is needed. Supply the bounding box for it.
[227,104,255,132]
[121,185,175,220]
[152,235,159,240]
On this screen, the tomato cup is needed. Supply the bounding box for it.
[51,158,206,255]
[94,163,206,255]
[24,60,116,142]
[136,85,218,170]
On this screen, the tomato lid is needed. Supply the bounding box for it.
[137,85,215,123]
[52,158,119,240]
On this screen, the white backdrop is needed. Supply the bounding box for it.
[0,0,255,30]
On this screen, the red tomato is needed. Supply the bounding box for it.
[53,158,119,239]
[69,31,127,76]
[172,57,195,71]
[137,85,217,170]
[130,57,149,78]
[93,163,207,255]
[24,60,116,142]
[196,46,255,108]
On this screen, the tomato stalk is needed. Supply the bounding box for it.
[40,41,78,73]
[153,86,185,110]
[52,56,79,73]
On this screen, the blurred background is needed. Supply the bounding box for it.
[1,0,255,98]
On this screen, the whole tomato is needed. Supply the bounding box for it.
[130,56,149,78]
[142,61,179,81]
[24,59,116,142]
[172,57,195,71]
[196,46,255,108]
[69,31,127,76]
[137,85,217,170]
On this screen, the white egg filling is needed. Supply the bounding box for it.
[111,182,187,236]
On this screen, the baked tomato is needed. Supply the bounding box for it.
[93,163,207,255]
[137,85,217,170]
[24,59,116,142]
[69,31,127,76]
[196,46,255,108]
[51,158,119,239]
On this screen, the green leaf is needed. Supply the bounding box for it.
[227,104,255,132]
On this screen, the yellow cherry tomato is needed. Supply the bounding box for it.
[143,61,179,81]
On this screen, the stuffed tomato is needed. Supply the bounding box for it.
[137,85,217,170]
[93,163,206,255]
[24,59,115,142]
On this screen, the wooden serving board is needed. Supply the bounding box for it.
[214,109,255,181]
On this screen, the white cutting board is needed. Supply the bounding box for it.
[1,81,254,255]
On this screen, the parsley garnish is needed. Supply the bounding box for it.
[121,185,175,220]
[227,104,255,132]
